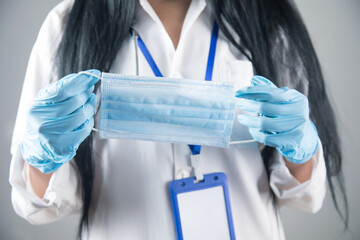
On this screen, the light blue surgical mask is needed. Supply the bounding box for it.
[99,73,237,148]
[80,71,255,148]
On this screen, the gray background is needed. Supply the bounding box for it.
[0,0,359,239]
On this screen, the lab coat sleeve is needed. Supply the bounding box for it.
[269,138,327,213]
[8,0,82,225]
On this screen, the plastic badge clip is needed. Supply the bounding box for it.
[190,154,203,182]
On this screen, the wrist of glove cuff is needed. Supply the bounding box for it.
[277,121,319,164]
[20,141,74,174]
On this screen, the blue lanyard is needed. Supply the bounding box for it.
[136,21,219,155]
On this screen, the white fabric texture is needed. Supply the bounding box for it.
[9,0,327,239]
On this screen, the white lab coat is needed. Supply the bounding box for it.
[9,0,327,239]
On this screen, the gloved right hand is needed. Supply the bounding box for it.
[21,69,100,173]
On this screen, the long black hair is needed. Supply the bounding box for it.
[56,0,348,238]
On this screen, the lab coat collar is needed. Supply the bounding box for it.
[137,0,207,50]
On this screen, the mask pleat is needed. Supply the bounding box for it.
[99,73,236,148]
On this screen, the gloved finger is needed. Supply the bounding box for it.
[248,127,304,150]
[236,97,308,117]
[50,117,95,161]
[248,128,278,148]
[237,114,307,133]
[236,86,303,103]
[40,93,96,133]
[31,87,94,118]
[35,69,100,103]
[251,75,278,88]
[69,117,94,147]
[236,85,285,101]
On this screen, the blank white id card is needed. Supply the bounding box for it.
[170,172,236,240]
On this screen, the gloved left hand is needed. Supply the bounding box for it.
[236,76,319,164]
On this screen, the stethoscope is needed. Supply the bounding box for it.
[131,26,140,76]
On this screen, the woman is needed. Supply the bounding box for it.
[10,0,347,239]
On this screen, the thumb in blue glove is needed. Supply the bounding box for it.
[236,75,319,164]
[21,69,101,173]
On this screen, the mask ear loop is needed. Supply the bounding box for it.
[78,71,103,117]
[78,71,103,134]
[232,98,257,144]
[229,139,256,144]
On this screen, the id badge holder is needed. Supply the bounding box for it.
[170,172,236,240]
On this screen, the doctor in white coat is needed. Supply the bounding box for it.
[10,0,346,239]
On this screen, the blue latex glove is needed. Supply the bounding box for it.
[21,70,100,173]
[236,76,319,164]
